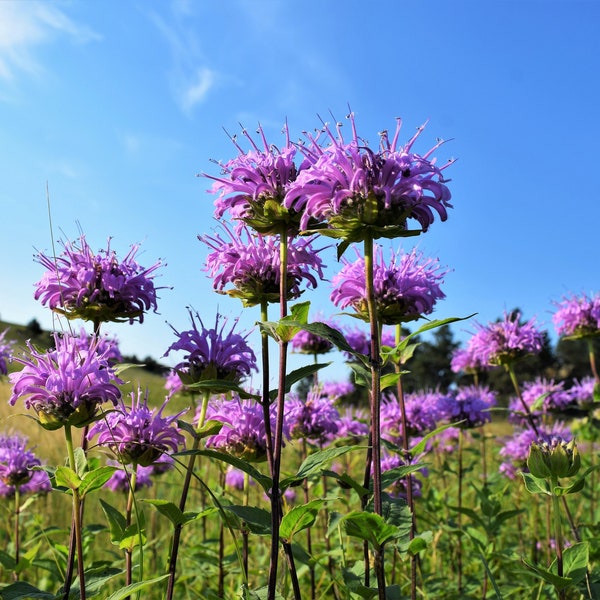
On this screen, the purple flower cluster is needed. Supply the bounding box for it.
[72,327,123,364]
[342,326,396,358]
[499,423,572,479]
[328,406,369,442]
[88,388,185,467]
[291,315,337,355]
[552,292,600,338]
[202,224,326,306]
[0,435,51,497]
[104,460,154,493]
[331,246,447,325]
[205,123,306,234]
[467,311,544,367]
[34,235,162,324]
[284,113,452,237]
[0,328,14,376]
[450,345,490,374]
[508,377,574,426]
[381,450,426,500]
[9,333,122,430]
[285,386,340,444]
[164,310,257,386]
[437,385,497,429]
[204,395,281,462]
[381,390,446,442]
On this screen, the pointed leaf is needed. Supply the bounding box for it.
[79,466,117,498]
[179,448,272,492]
[292,445,365,482]
[280,499,326,543]
[0,582,55,599]
[105,574,170,600]
[561,542,589,584]
[269,363,331,401]
[54,466,82,491]
[143,499,192,527]
[99,499,126,545]
[342,511,400,550]
[224,505,272,535]
[520,472,551,495]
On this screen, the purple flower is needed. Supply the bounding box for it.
[450,345,490,374]
[552,292,600,338]
[0,328,14,376]
[164,310,257,387]
[104,460,153,493]
[326,406,369,442]
[284,112,452,239]
[204,123,307,234]
[224,466,254,491]
[34,235,163,324]
[205,395,281,462]
[342,326,396,358]
[508,377,574,426]
[88,388,186,467]
[499,423,572,479]
[331,246,447,325]
[164,369,185,395]
[437,385,497,429]
[72,327,123,364]
[201,224,326,307]
[291,314,337,355]
[568,377,596,405]
[320,380,355,402]
[0,435,51,497]
[468,311,544,367]
[433,425,469,454]
[381,389,446,442]
[9,333,122,430]
[285,386,340,444]
[381,450,427,499]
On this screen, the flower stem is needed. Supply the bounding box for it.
[268,231,301,600]
[64,425,86,600]
[260,300,274,475]
[165,391,209,600]
[587,338,600,384]
[506,363,539,436]
[125,464,138,597]
[551,478,566,600]
[394,324,417,600]
[13,488,20,581]
[363,233,385,599]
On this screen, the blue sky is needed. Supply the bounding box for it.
[1,0,599,376]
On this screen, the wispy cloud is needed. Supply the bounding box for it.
[0,2,100,82]
[148,5,217,114]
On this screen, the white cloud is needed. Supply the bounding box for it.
[180,67,215,112]
[148,7,216,115]
[0,2,100,81]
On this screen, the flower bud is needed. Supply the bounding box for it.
[527,437,581,479]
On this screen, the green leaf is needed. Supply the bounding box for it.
[411,422,459,456]
[520,472,551,495]
[561,542,589,585]
[185,380,260,398]
[269,363,331,401]
[73,447,88,478]
[521,557,573,590]
[0,581,55,599]
[79,466,117,498]
[224,505,272,535]
[379,463,426,490]
[342,511,400,551]
[119,523,147,550]
[179,448,272,492]
[54,466,82,491]
[321,469,370,500]
[99,499,126,545]
[280,499,326,543]
[105,574,170,600]
[290,445,365,482]
[0,549,16,570]
[379,372,401,391]
[143,499,196,527]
